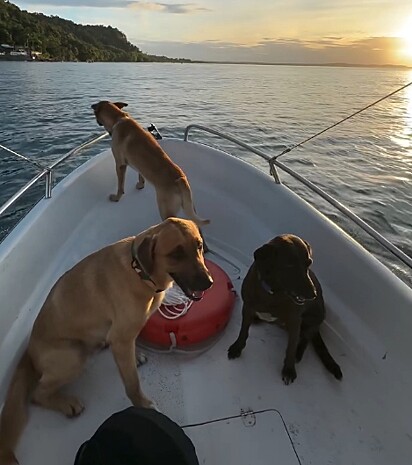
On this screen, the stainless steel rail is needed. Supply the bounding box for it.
[0,170,49,217]
[184,124,412,269]
[0,132,109,216]
[184,124,281,183]
[1,124,411,269]
[0,143,46,171]
[48,132,109,170]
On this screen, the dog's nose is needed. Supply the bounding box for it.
[301,289,317,301]
[196,273,213,291]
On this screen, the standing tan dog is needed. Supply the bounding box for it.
[91,101,209,229]
[228,234,342,384]
[0,218,213,465]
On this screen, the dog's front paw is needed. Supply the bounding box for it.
[148,400,161,412]
[109,193,121,202]
[136,395,157,410]
[135,181,145,190]
[228,342,244,359]
[282,365,297,385]
[59,395,85,418]
[65,397,85,418]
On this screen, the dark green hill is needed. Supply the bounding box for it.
[0,0,190,62]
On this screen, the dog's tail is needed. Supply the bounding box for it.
[311,332,343,380]
[177,178,210,227]
[0,351,37,465]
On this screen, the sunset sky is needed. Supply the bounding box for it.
[14,0,412,66]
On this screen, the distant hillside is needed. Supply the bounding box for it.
[0,0,190,62]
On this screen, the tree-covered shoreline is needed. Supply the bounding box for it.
[0,0,190,62]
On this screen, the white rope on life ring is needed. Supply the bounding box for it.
[158,284,194,320]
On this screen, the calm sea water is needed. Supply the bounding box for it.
[0,62,411,285]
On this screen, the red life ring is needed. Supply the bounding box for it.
[138,260,236,351]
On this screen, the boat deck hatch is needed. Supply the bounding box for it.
[184,409,301,465]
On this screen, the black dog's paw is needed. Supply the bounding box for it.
[228,343,243,359]
[282,365,297,385]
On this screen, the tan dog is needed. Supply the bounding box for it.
[91,101,209,228]
[0,218,213,465]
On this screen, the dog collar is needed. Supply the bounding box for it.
[131,241,164,293]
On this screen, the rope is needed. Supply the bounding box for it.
[158,284,193,320]
[0,143,46,171]
[270,80,412,162]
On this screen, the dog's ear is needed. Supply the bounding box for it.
[137,235,157,276]
[253,243,275,263]
[302,239,313,259]
[113,102,128,109]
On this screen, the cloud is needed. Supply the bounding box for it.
[129,2,210,13]
[19,0,211,14]
[17,0,128,5]
[16,0,210,13]
[136,36,410,66]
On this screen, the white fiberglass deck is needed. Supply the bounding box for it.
[1,139,412,465]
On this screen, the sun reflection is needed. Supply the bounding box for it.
[401,70,412,151]
[406,73,412,120]
[391,71,412,151]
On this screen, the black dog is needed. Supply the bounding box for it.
[228,234,342,384]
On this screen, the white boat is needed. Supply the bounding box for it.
[0,125,411,465]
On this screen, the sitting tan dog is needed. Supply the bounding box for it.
[0,218,213,465]
[91,100,209,229]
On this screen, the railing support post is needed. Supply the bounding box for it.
[45,169,53,199]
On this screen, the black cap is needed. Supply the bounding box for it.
[74,407,199,465]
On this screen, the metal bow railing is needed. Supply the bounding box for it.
[0,132,109,217]
[184,124,412,270]
[1,125,411,270]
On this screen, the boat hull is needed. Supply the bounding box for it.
[0,139,411,464]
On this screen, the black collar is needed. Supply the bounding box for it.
[130,241,163,293]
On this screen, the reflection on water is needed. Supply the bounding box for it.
[393,70,412,152]
[407,87,412,124]
[403,72,412,152]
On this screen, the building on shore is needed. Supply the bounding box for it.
[0,44,42,61]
